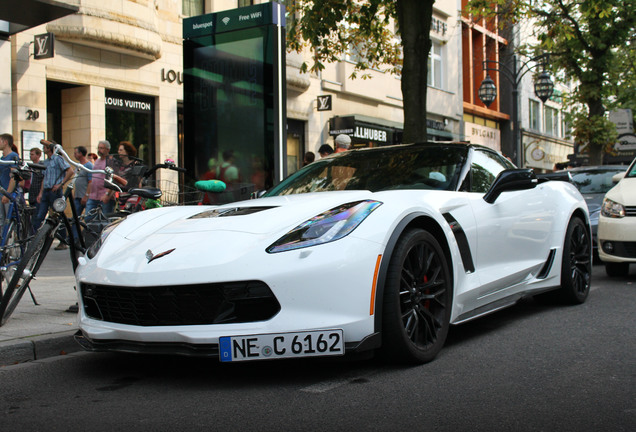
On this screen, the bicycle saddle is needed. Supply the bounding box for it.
[127,187,162,200]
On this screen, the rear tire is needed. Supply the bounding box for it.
[0,223,55,326]
[558,217,591,304]
[605,262,629,277]
[381,228,452,364]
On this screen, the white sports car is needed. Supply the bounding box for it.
[74,142,592,364]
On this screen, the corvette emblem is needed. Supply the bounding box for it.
[146,248,176,264]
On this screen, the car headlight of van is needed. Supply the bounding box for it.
[601,198,625,218]
[267,200,382,253]
[86,218,125,259]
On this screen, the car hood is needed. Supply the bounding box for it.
[115,191,377,241]
[582,193,604,214]
[606,178,636,205]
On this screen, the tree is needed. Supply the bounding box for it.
[285,0,435,143]
[467,0,636,164]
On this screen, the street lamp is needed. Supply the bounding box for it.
[477,54,554,167]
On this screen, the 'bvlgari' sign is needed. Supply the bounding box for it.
[464,121,500,151]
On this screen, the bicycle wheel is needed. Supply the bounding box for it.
[0,223,55,326]
[0,221,23,299]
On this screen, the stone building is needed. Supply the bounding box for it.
[2,0,463,181]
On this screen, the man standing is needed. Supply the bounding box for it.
[33,141,73,231]
[334,134,351,153]
[72,146,93,215]
[85,140,115,219]
[0,133,20,226]
[27,148,44,206]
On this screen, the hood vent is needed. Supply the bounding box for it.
[189,206,278,219]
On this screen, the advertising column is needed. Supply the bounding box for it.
[183,3,286,203]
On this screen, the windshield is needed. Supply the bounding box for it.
[570,168,626,194]
[265,144,468,196]
[627,158,636,178]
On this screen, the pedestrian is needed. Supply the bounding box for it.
[87,152,98,163]
[85,140,116,220]
[25,147,44,206]
[32,141,73,234]
[318,144,334,158]
[73,146,93,215]
[334,134,351,153]
[0,133,20,226]
[303,151,315,166]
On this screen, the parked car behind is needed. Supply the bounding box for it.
[597,158,636,276]
[567,165,627,261]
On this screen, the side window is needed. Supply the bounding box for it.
[470,150,510,193]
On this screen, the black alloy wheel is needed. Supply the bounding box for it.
[560,217,591,304]
[382,228,452,364]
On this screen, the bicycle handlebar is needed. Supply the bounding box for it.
[0,159,47,171]
[41,139,126,192]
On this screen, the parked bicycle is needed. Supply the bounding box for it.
[0,141,126,325]
[0,140,224,325]
[0,159,45,312]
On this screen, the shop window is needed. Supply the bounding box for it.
[183,0,204,16]
[529,99,540,131]
[105,90,155,168]
[238,0,254,7]
[427,41,443,89]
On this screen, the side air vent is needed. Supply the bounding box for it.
[443,213,475,273]
[537,249,556,279]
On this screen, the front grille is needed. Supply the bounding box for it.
[625,206,636,217]
[80,281,280,326]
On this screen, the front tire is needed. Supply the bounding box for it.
[559,217,591,304]
[605,262,629,277]
[381,228,452,364]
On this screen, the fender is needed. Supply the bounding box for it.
[373,212,445,335]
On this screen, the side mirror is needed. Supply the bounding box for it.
[612,172,625,183]
[251,190,267,199]
[483,169,538,204]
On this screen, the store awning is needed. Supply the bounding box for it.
[0,0,78,37]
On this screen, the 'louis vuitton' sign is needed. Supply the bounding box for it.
[317,95,332,111]
[34,33,55,60]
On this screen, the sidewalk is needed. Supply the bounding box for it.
[0,245,81,366]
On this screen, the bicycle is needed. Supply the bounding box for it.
[0,140,125,325]
[0,160,46,312]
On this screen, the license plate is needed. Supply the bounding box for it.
[219,329,344,362]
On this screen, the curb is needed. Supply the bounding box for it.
[0,330,81,367]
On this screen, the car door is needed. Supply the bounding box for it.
[467,149,556,303]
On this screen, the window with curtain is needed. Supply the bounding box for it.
[427,41,443,89]
[544,106,559,136]
[529,100,540,131]
[183,0,204,16]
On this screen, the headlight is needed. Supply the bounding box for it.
[601,198,625,218]
[266,200,382,253]
[86,218,125,259]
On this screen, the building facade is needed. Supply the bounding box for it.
[460,0,574,170]
[3,0,463,182]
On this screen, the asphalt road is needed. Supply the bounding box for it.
[1,265,634,431]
